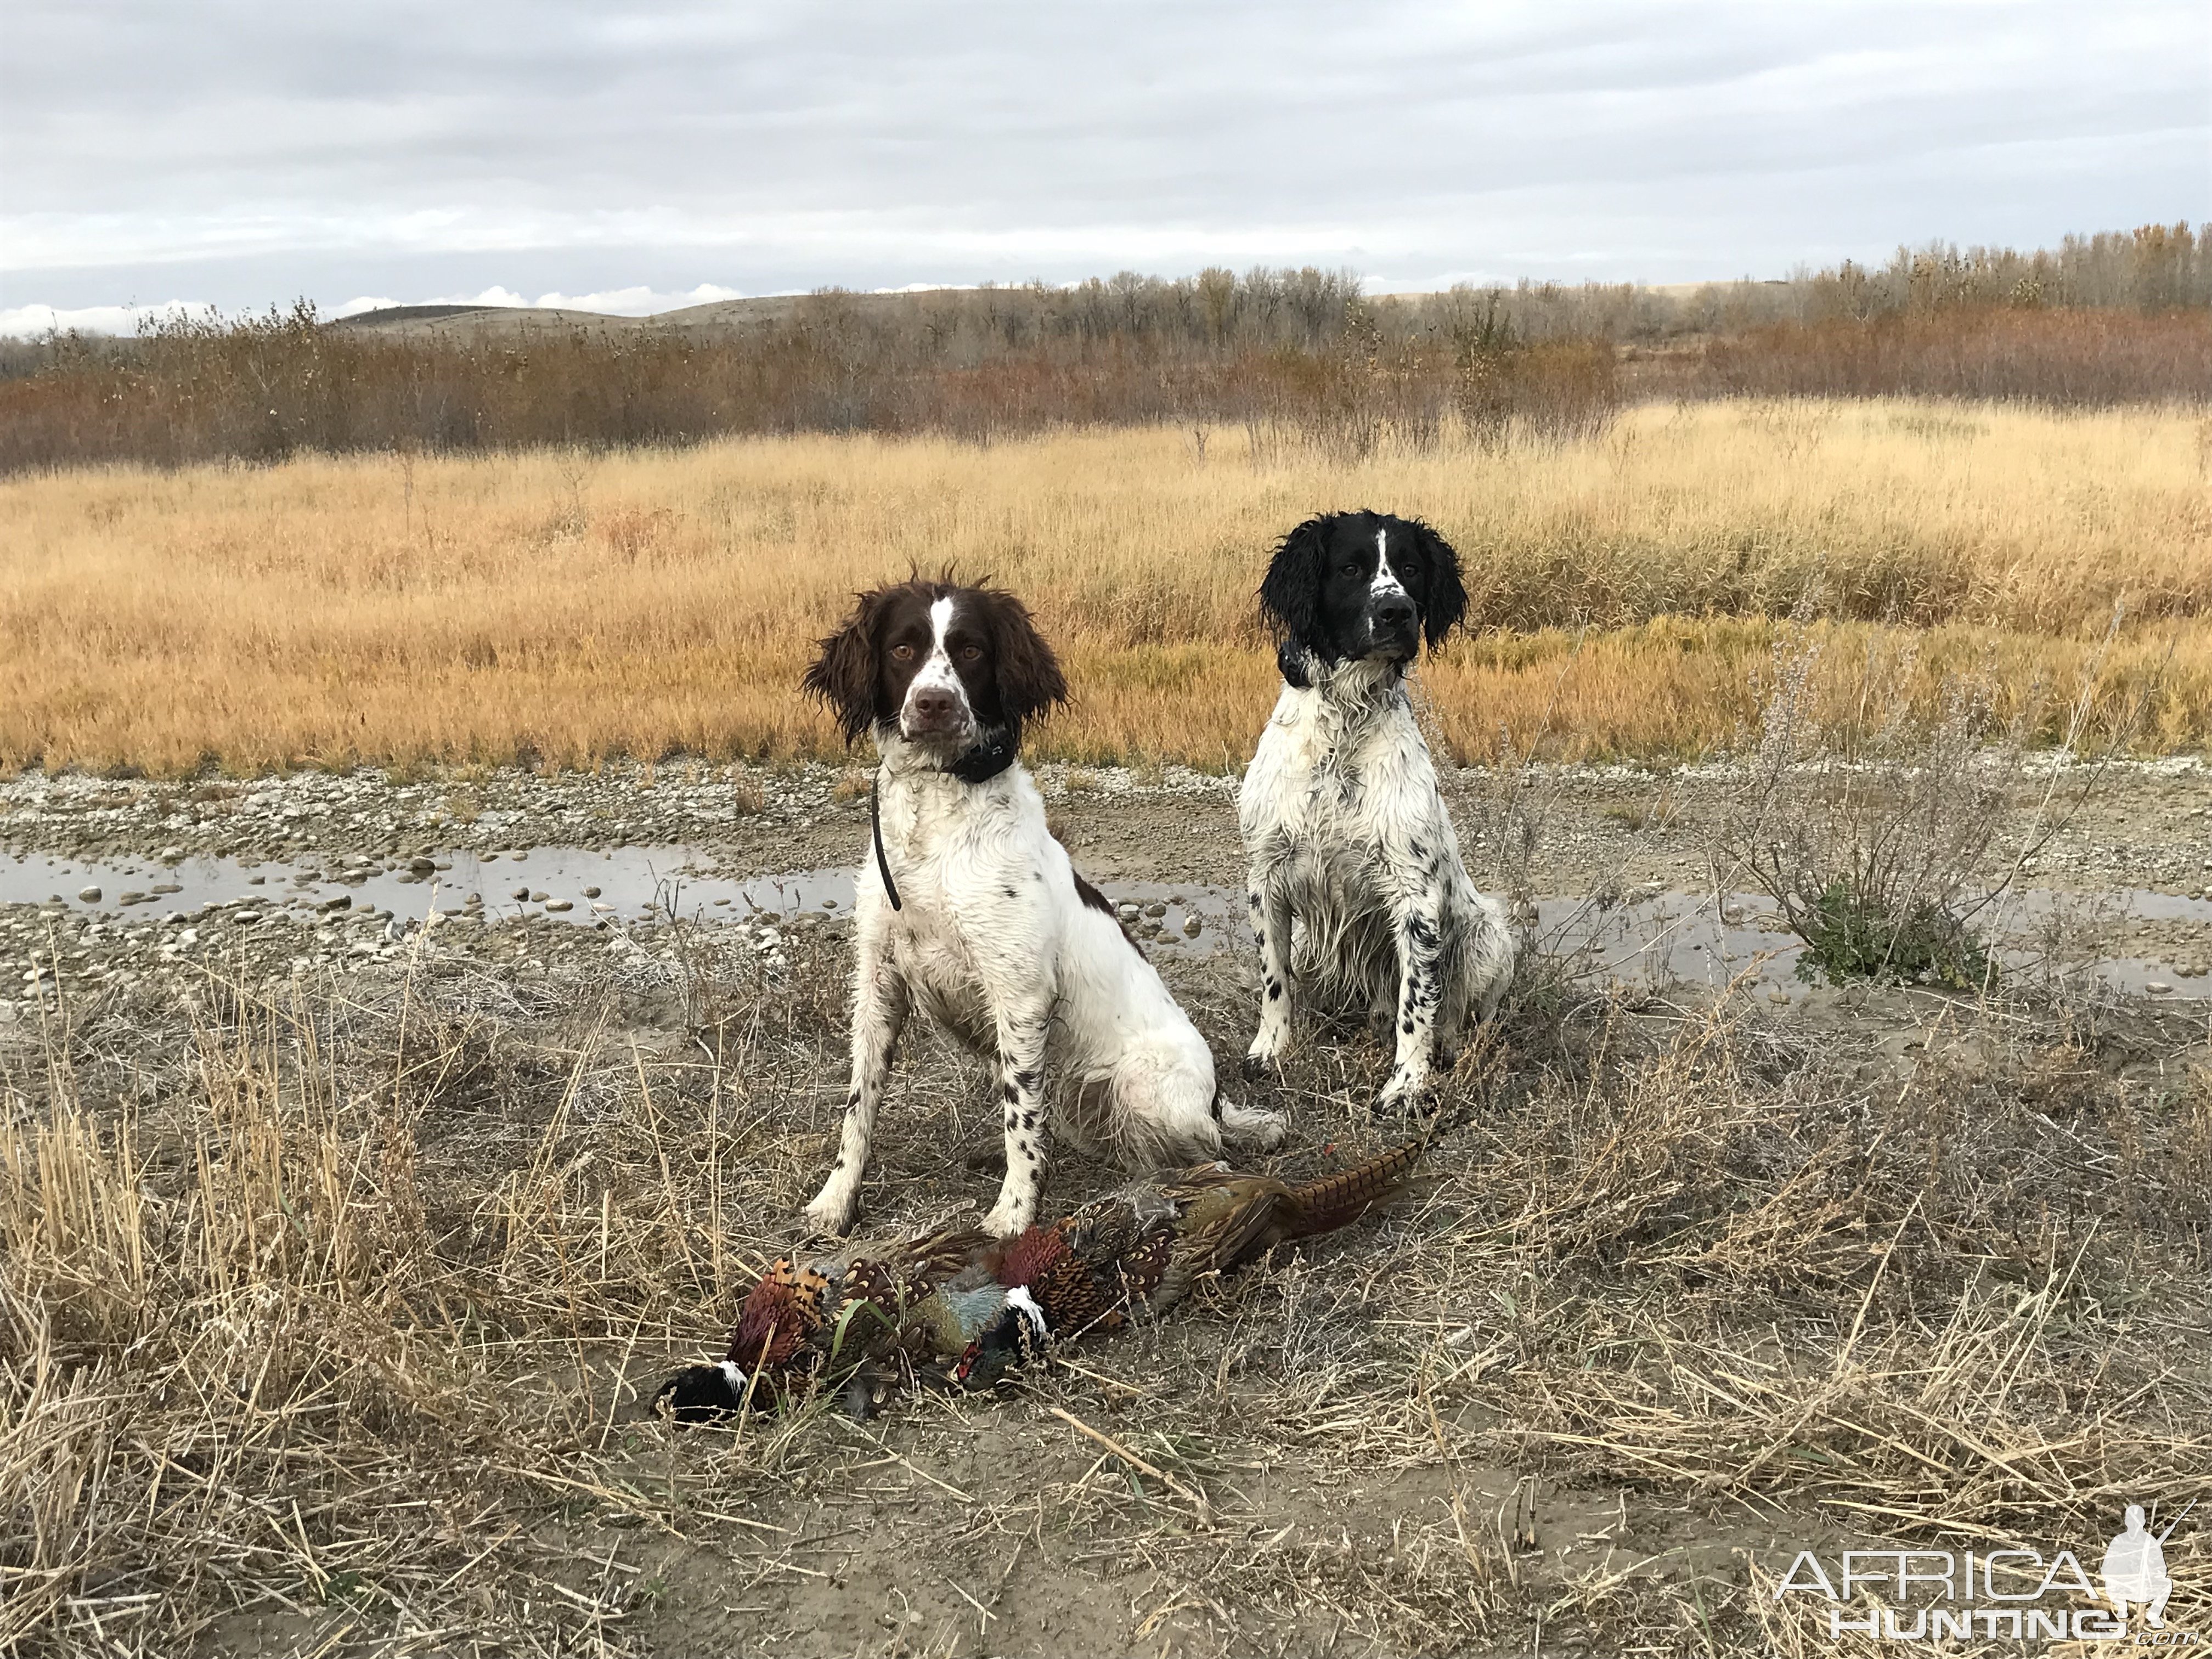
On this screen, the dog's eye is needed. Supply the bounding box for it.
[958,645,983,663]
[891,644,916,662]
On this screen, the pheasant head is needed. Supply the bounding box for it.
[730,1258,833,1370]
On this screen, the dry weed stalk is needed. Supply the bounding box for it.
[1706,618,2157,990]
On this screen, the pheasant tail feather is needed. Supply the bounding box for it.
[1281,1139,1426,1238]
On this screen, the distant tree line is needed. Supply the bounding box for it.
[0,226,2203,473]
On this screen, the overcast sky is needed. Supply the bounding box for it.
[3,0,2206,334]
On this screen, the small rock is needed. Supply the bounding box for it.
[408,857,436,875]
[117,891,148,905]
[583,886,601,898]
[77,886,101,902]
[529,891,549,904]
[1182,916,1202,937]
[1143,901,1167,918]
[2146,981,2174,996]
[544,900,573,912]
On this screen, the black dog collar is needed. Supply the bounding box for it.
[1278,644,1405,692]
[869,729,1020,912]
[948,729,1018,784]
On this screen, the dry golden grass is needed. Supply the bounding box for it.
[2,400,2207,775]
[5,922,2207,1653]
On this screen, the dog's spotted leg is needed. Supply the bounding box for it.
[802,925,908,1235]
[1243,876,1296,1079]
[1376,879,1447,1120]
[979,992,1054,1237]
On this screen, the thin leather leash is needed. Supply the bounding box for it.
[870,778,902,912]
[868,729,1020,915]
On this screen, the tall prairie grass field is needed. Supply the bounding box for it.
[2,399,2207,775]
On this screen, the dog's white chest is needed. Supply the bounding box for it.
[1243,682,1429,862]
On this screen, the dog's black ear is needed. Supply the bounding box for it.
[1260,516,1332,658]
[802,590,887,745]
[1408,519,1469,650]
[978,588,1068,727]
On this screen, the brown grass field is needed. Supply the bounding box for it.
[5,902,2209,1655]
[2,399,2208,777]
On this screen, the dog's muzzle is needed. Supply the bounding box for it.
[1365,594,1419,658]
[900,684,973,741]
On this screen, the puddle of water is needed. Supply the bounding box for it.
[4,848,2205,999]
[0,847,848,930]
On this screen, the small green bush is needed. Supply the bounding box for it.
[1793,878,1994,990]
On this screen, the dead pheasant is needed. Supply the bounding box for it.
[657,1137,1424,1421]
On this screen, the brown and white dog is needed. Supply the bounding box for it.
[799,578,1282,1238]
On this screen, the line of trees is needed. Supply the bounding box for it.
[0,227,2202,474]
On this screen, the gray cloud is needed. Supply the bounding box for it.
[4,0,2205,321]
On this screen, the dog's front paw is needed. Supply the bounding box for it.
[978,1197,1035,1239]
[799,1190,857,1238]
[1219,1100,1287,1152]
[1371,1071,1435,1123]
[1242,1029,1289,1082]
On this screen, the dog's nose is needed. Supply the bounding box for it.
[909,687,960,724]
[1373,595,1416,634]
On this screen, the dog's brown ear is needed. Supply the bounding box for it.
[802,591,887,744]
[978,588,1068,727]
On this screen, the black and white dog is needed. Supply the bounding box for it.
[1238,512,1515,1116]
[801,578,1282,1238]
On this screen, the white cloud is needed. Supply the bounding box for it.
[526,283,746,314]
[0,300,211,338]
[4,0,2202,313]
